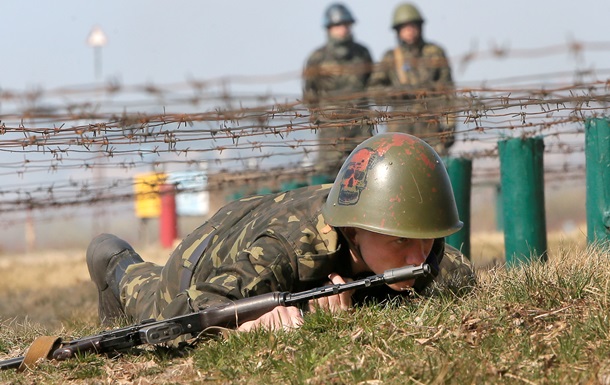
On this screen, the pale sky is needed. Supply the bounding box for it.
[1,0,607,91]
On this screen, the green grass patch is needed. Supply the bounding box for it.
[2,242,610,384]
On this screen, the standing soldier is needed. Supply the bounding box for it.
[369,3,456,156]
[303,3,374,183]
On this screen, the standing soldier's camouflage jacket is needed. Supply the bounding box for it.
[120,185,475,323]
[303,39,374,179]
[368,40,456,155]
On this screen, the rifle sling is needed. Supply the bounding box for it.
[18,335,61,372]
[394,47,408,85]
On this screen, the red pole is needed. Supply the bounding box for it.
[160,184,177,248]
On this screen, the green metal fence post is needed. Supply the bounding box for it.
[310,174,335,186]
[498,137,548,266]
[585,118,610,245]
[444,157,472,259]
[495,184,504,231]
[281,180,308,191]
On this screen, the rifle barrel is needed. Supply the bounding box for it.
[283,263,429,305]
[0,356,24,370]
[382,264,431,284]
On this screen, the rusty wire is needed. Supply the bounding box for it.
[0,41,606,223]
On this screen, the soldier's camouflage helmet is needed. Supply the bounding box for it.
[323,3,355,28]
[392,3,424,29]
[322,133,462,239]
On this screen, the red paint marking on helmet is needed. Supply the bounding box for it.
[376,133,417,156]
[419,152,436,170]
[340,148,372,190]
[338,147,377,206]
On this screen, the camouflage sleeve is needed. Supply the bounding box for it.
[420,44,457,146]
[424,45,454,91]
[302,51,322,109]
[362,47,374,85]
[367,51,394,107]
[420,244,476,297]
[439,50,453,88]
[367,50,393,91]
[188,235,295,311]
[433,47,457,144]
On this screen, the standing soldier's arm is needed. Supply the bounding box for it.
[424,45,454,92]
[361,47,374,86]
[367,50,395,108]
[428,46,457,149]
[352,46,374,114]
[302,52,323,116]
[437,49,453,89]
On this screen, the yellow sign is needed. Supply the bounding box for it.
[134,172,167,218]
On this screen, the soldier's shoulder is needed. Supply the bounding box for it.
[444,243,464,257]
[259,184,331,212]
[381,47,396,58]
[422,42,448,56]
[261,185,333,238]
[374,48,395,63]
[306,45,328,64]
[353,41,372,55]
[286,184,332,202]
[442,243,474,269]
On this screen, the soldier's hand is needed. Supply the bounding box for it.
[308,273,354,313]
[237,306,303,332]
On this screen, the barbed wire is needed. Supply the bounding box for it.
[0,41,606,221]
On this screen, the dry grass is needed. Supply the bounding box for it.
[0,228,602,384]
[470,225,588,268]
[0,247,171,330]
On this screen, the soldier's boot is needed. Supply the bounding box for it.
[86,233,144,325]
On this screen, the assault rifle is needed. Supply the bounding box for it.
[0,263,430,371]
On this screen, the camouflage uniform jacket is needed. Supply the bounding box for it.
[302,38,374,178]
[121,184,474,321]
[368,40,454,105]
[303,38,373,116]
[366,40,456,154]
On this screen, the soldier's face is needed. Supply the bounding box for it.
[398,23,422,45]
[352,228,433,291]
[328,23,352,40]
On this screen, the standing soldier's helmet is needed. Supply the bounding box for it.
[322,133,462,239]
[392,3,425,29]
[323,3,356,28]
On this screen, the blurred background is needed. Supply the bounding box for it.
[0,0,606,263]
